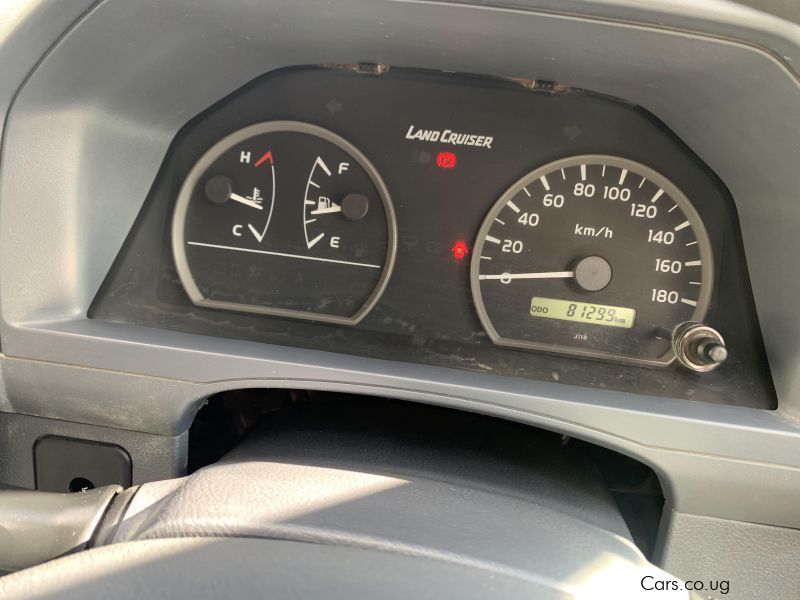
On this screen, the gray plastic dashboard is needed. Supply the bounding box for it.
[1,0,800,590]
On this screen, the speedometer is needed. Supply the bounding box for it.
[470,155,713,366]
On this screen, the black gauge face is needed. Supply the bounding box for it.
[471,155,713,365]
[172,121,396,325]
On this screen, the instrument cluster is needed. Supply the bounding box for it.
[90,66,773,406]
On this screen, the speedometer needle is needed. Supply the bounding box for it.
[229,192,263,210]
[479,271,574,281]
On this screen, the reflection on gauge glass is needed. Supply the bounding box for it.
[172,121,396,325]
[470,155,713,366]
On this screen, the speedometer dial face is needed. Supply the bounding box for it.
[471,155,713,366]
[172,121,396,325]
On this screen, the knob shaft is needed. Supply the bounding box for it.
[672,322,727,373]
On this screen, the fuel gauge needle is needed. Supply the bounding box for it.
[229,192,263,210]
[479,271,574,281]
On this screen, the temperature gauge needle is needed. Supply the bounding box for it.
[229,192,263,210]
[479,271,574,281]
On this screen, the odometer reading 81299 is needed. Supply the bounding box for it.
[530,298,636,329]
[471,155,713,366]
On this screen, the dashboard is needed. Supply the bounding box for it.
[92,67,773,407]
[1,1,800,596]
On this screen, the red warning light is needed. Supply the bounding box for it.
[451,240,469,260]
[436,151,457,169]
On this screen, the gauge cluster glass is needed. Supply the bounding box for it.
[94,68,778,406]
[172,121,397,325]
[470,155,713,365]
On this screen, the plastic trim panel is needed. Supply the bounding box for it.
[1,0,800,531]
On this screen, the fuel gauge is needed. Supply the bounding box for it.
[304,157,374,253]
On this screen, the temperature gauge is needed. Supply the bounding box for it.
[172,121,396,325]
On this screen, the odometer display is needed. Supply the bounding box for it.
[530,297,636,329]
[471,155,713,366]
